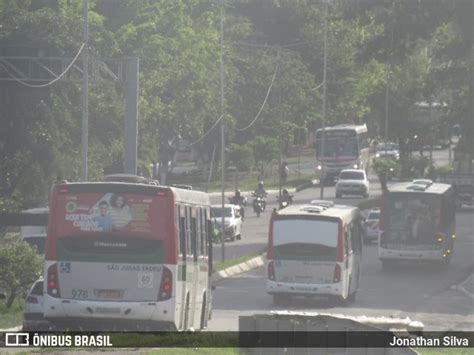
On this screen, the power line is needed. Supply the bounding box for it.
[235,60,279,132]
[189,114,224,146]
[0,43,85,88]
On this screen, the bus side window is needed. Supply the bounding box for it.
[204,209,209,256]
[191,212,197,262]
[178,205,186,257]
[185,206,192,257]
[199,208,206,256]
[345,225,352,254]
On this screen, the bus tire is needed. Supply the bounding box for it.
[200,294,207,330]
[347,291,356,303]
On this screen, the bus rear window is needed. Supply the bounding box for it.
[383,194,441,244]
[273,219,338,261]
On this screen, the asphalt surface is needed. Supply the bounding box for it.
[208,210,474,331]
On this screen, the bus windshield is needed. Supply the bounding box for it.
[316,130,358,158]
[273,219,338,261]
[383,193,441,245]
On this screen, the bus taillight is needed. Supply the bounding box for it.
[333,264,341,283]
[158,266,173,301]
[267,261,275,281]
[47,264,60,298]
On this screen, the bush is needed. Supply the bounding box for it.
[227,144,253,171]
[0,241,43,308]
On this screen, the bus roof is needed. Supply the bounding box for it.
[274,203,360,224]
[53,182,210,206]
[316,124,367,134]
[388,181,452,194]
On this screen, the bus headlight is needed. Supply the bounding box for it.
[436,235,443,243]
[317,165,322,171]
[451,234,456,239]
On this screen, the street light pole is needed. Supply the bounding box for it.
[319,0,328,200]
[81,0,89,181]
[220,0,226,263]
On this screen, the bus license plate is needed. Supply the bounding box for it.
[97,289,123,299]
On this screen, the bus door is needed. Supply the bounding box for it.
[347,219,363,295]
[177,204,188,329]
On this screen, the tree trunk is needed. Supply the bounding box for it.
[6,291,16,308]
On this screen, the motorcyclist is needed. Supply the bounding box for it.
[278,188,293,209]
[253,181,267,212]
[231,189,245,220]
[254,181,267,197]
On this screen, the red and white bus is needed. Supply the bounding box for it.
[43,179,212,331]
[266,201,363,305]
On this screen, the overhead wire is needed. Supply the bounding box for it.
[0,43,85,88]
[235,59,279,132]
[189,114,224,146]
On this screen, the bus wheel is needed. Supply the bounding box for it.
[200,295,207,330]
[347,291,357,303]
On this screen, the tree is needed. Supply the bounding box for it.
[251,136,279,178]
[227,144,253,172]
[0,241,42,308]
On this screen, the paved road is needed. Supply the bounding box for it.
[208,210,474,331]
[210,174,382,263]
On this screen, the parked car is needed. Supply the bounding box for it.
[211,204,242,242]
[363,209,381,243]
[336,169,370,198]
[23,278,50,331]
[375,143,399,160]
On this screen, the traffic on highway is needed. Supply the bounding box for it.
[1,1,473,352]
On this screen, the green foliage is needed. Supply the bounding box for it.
[0,241,42,308]
[227,143,253,172]
[251,136,279,174]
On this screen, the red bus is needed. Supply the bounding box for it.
[43,179,212,331]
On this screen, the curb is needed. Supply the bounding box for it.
[212,254,265,284]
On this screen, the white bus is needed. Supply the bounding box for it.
[266,201,363,305]
[379,180,456,267]
[43,179,213,331]
[315,124,369,183]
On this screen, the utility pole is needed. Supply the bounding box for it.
[277,48,282,200]
[319,0,328,200]
[220,0,226,263]
[81,0,89,181]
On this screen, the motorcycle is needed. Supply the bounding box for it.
[252,193,266,217]
[277,194,293,210]
[228,196,246,220]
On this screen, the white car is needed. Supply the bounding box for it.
[375,143,399,160]
[211,204,242,242]
[23,278,50,331]
[363,209,380,243]
[336,169,370,198]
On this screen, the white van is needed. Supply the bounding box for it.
[20,207,49,255]
[266,201,363,305]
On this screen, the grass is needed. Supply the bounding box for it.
[0,297,24,329]
[213,249,265,272]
